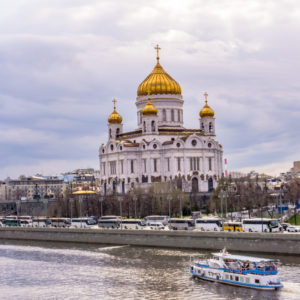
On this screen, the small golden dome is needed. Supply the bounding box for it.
[137,45,181,96]
[108,99,122,124]
[142,97,158,116]
[200,92,215,118]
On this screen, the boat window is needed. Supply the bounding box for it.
[240,277,244,282]
[235,276,239,281]
[255,279,260,284]
[225,275,229,280]
[230,275,233,280]
[246,278,250,284]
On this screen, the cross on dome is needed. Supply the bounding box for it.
[112,98,117,109]
[154,44,161,61]
[204,92,208,104]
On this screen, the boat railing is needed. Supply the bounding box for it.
[223,267,278,275]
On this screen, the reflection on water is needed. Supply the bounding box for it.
[0,240,299,300]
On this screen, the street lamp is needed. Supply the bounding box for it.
[133,195,138,219]
[69,198,74,222]
[117,195,123,229]
[179,194,184,218]
[219,189,225,218]
[99,195,104,218]
[167,195,172,218]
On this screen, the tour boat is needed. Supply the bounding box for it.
[190,249,283,290]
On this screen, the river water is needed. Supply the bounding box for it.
[0,241,299,300]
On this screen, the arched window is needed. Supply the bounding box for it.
[177,110,180,122]
[209,122,213,133]
[140,112,142,124]
[143,121,146,132]
[162,109,166,121]
[201,123,204,130]
[116,128,120,136]
[109,128,112,138]
[151,120,156,132]
[171,109,174,121]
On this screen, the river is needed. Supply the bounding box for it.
[0,240,299,300]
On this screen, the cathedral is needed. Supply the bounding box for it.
[99,46,223,195]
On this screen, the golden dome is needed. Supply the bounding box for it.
[108,99,122,124]
[200,92,215,118]
[137,45,181,96]
[142,97,158,116]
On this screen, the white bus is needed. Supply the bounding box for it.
[145,215,169,226]
[168,218,195,230]
[32,217,52,227]
[121,219,146,230]
[242,219,280,232]
[70,218,97,228]
[195,218,223,231]
[50,218,71,228]
[98,219,120,229]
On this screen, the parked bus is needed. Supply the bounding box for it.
[3,219,21,227]
[98,219,120,229]
[70,218,97,229]
[50,218,71,228]
[121,219,146,230]
[168,218,195,230]
[195,218,223,231]
[242,218,280,232]
[223,221,242,232]
[145,215,169,226]
[32,217,52,227]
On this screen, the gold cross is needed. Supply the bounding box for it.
[154,44,161,61]
[112,98,117,109]
[204,92,208,103]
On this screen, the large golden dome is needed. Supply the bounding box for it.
[200,93,215,118]
[108,99,122,124]
[137,45,181,96]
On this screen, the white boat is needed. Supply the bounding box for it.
[190,249,283,290]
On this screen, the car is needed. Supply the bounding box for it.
[280,223,290,231]
[149,223,165,230]
[287,226,299,232]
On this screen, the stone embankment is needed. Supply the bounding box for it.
[0,227,299,255]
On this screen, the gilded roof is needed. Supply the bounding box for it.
[137,45,181,96]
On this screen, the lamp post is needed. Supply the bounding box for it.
[133,195,137,219]
[179,194,183,218]
[117,195,123,230]
[99,195,104,217]
[167,195,172,218]
[69,198,74,224]
[219,189,225,218]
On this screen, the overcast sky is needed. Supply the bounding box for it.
[0,0,300,179]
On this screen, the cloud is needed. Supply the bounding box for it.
[0,0,300,178]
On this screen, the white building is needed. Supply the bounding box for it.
[99,46,223,195]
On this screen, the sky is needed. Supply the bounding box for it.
[0,0,300,179]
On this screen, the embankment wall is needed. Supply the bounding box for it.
[0,227,299,255]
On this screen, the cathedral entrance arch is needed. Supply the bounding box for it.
[208,177,214,192]
[191,177,198,193]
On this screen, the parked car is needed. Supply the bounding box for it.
[287,226,299,232]
[280,223,290,231]
[149,223,165,230]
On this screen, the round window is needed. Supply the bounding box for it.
[153,144,157,149]
[191,140,197,146]
[208,143,212,148]
[176,143,181,148]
